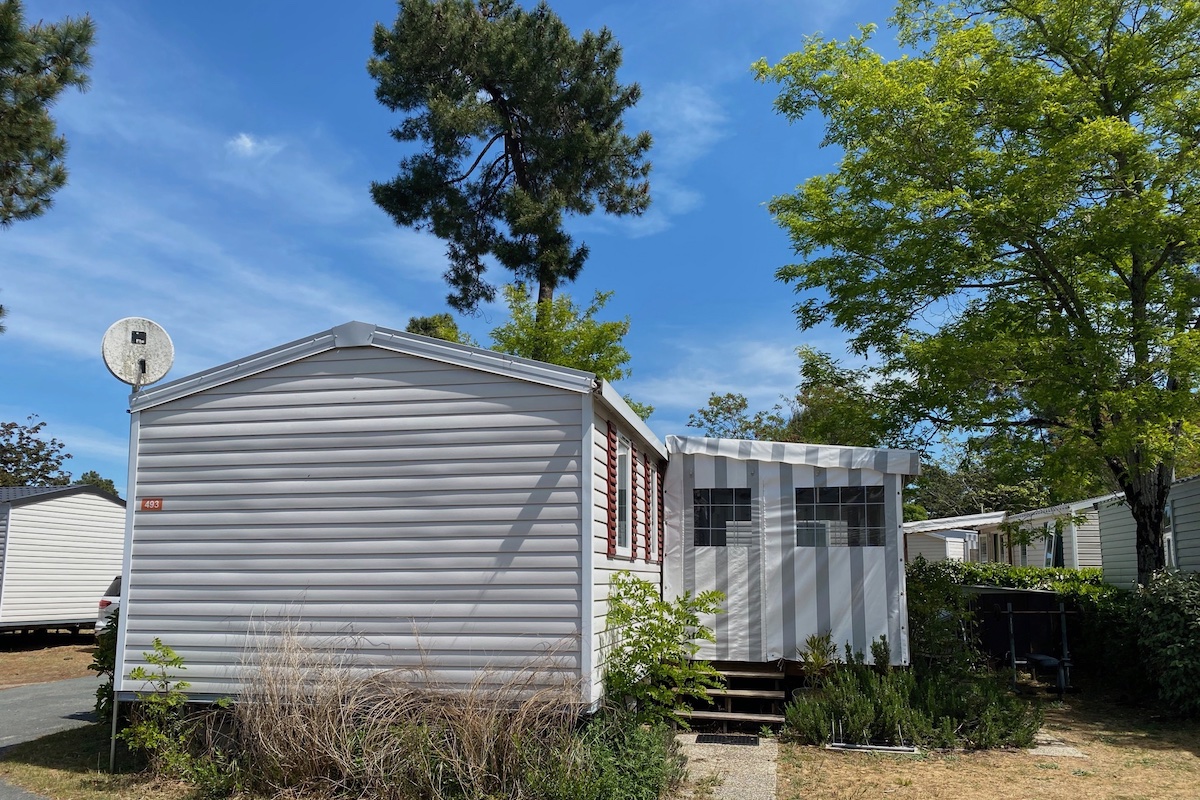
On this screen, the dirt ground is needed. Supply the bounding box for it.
[778,693,1200,800]
[0,630,97,689]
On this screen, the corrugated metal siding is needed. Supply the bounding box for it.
[1171,479,1200,572]
[0,494,125,624]
[906,533,950,563]
[590,407,662,704]
[1099,501,1138,589]
[119,347,585,695]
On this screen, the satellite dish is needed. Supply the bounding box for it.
[102,317,174,389]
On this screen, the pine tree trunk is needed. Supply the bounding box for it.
[529,279,554,362]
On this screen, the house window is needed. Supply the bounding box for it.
[617,438,631,551]
[693,488,753,546]
[795,486,886,547]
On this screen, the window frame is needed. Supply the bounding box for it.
[616,436,631,555]
[692,487,754,547]
[794,485,887,548]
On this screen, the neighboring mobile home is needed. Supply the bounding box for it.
[114,322,663,706]
[0,485,126,630]
[1003,495,1117,569]
[902,511,1005,564]
[1172,475,1200,573]
[662,436,920,666]
[1099,476,1199,588]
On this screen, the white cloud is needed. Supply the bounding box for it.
[637,83,729,171]
[226,132,284,159]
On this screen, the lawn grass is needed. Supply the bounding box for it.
[0,632,96,689]
[0,724,180,800]
[778,692,1200,800]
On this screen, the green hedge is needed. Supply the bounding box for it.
[907,559,1105,596]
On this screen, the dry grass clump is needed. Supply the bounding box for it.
[232,633,591,800]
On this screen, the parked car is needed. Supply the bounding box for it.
[96,575,121,634]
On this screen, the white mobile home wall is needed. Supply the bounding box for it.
[663,437,918,666]
[1172,477,1200,572]
[1099,499,1139,589]
[0,488,126,627]
[115,322,663,704]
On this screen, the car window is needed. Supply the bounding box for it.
[104,576,122,597]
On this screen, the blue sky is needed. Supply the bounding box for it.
[2,0,901,494]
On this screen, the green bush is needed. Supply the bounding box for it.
[603,571,725,724]
[88,608,119,722]
[1137,571,1200,716]
[783,656,1042,750]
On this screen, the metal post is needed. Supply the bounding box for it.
[1006,602,1017,688]
[109,700,119,773]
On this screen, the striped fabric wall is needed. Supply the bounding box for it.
[119,346,586,697]
[664,445,909,666]
[0,493,125,625]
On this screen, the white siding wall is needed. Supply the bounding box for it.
[0,493,125,625]
[1073,512,1103,568]
[1100,501,1138,589]
[906,533,950,563]
[1171,479,1200,573]
[589,407,663,705]
[119,347,586,696]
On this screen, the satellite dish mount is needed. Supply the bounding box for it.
[102,318,174,391]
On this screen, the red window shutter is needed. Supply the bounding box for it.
[656,460,666,564]
[606,421,618,557]
[643,458,653,563]
[630,446,639,562]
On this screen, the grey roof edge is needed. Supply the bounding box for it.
[129,321,599,411]
[2,484,126,508]
[1005,492,1124,523]
[664,435,921,475]
[595,381,668,461]
[902,510,1008,534]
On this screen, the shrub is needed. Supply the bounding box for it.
[1136,571,1200,716]
[88,608,118,722]
[603,571,725,724]
[783,649,1042,750]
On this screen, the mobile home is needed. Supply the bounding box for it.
[662,436,919,665]
[0,485,125,630]
[115,322,663,705]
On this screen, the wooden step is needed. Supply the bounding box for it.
[705,688,786,700]
[716,669,784,680]
[680,710,786,724]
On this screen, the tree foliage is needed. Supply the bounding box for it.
[0,0,93,226]
[405,312,477,346]
[490,284,653,419]
[756,0,1200,582]
[687,348,911,447]
[369,0,651,314]
[0,415,71,486]
[75,469,118,498]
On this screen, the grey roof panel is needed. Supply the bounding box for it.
[0,485,125,507]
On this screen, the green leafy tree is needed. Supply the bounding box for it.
[756,0,1200,584]
[369,0,652,323]
[405,312,477,346]
[0,415,71,486]
[490,283,653,418]
[1,0,93,225]
[687,348,915,447]
[75,469,118,498]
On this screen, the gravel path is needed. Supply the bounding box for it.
[677,732,777,800]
